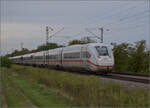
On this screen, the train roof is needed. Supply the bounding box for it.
[64,43,109,49]
[87,43,110,46]
[9,55,22,59]
[10,43,111,58]
[22,53,35,57]
[33,51,46,56]
[48,47,62,52]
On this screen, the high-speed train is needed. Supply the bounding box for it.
[10,43,114,74]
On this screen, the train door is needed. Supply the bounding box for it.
[43,51,46,66]
[60,49,63,67]
[81,46,89,70]
[21,56,23,64]
[45,50,49,66]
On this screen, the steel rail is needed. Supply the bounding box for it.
[102,73,150,84]
[111,72,149,77]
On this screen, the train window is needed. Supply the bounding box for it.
[95,46,109,56]
[47,55,58,59]
[31,55,33,58]
[64,52,80,59]
[35,56,43,59]
[46,55,48,59]
[81,51,91,58]
[21,57,23,60]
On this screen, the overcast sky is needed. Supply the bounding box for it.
[1,0,149,56]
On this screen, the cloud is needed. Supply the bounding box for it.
[1,0,149,56]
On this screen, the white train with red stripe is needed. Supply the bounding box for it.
[10,43,114,74]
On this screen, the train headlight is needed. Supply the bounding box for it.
[98,55,101,58]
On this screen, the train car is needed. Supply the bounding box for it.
[84,43,114,73]
[32,51,46,66]
[10,55,23,64]
[62,44,83,70]
[62,43,114,73]
[46,48,62,68]
[10,43,114,74]
[22,53,35,65]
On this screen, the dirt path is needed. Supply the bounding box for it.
[2,69,38,108]
[1,95,8,108]
[16,88,38,108]
[1,70,8,108]
[8,77,39,108]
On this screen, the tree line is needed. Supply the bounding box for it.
[6,38,93,57]
[112,40,149,75]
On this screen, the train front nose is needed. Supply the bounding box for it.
[97,57,114,71]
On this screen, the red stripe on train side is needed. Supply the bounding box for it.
[63,60,83,62]
[31,59,113,68]
[86,60,113,67]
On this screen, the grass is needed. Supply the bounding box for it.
[11,76,73,107]
[2,64,150,107]
[1,67,73,107]
[1,69,31,107]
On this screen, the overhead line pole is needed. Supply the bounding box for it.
[99,27,103,43]
[21,42,23,50]
[46,26,49,46]
[46,26,53,46]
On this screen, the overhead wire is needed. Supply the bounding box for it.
[52,2,148,42]
[102,10,148,28]
[96,2,146,22]
[109,14,148,31]
[92,2,147,28]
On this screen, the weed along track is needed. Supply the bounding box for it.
[1,65,150,107]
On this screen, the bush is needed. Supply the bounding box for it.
[0,56,12,68]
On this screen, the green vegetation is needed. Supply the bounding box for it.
[113,40,149,75]
[1,69,31,107]
[1,67,73,107]
[6,42,64,57]
[68,37,95,45]
[36,42,64,51]
[68,39,86,45]
[6,38,93,57]
[0,56,12,68]
[10,48,30,57]
[3,65,149,107]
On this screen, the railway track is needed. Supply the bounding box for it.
[103,73,150,84]
[66,70,150,84]
[111,72,149,77]
[68,70,150,84]
[17,65,150,84]
[50,67,150,84]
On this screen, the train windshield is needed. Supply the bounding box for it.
[95,46,109,56]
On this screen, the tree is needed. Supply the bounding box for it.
[113,43,132,72]
[112,40,149,75]
[0,56,12,68]
[68,40,86,45]
[81,37,96,43]
[37,42,63,51]
[129,40,149,74]
[10,48,30,57]
[8,42,63,57]
[68,37,96,46]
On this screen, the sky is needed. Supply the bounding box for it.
[1,0,149,56]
